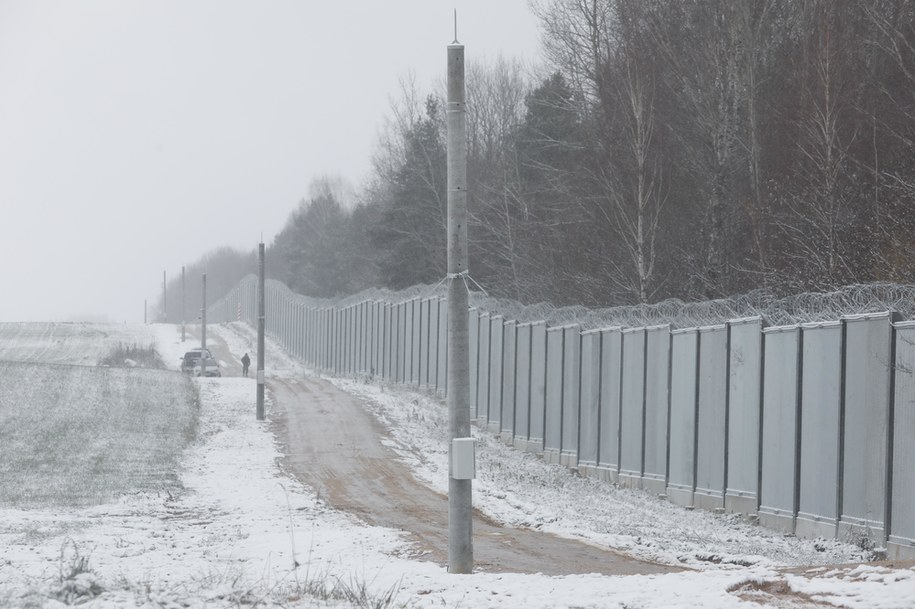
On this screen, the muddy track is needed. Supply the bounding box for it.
[198,327,680,575]
[267,374,681,576]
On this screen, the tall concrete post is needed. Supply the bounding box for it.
[447,38,472,573]
[162,270,167,323]
[256,242,266,420]
[181,265,186,342]
[201,272,207,355]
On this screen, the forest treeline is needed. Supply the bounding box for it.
[160,0,915,321]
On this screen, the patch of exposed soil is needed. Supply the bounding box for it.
[267,374,682,576]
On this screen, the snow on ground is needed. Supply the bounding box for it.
[0,321,913,608]
[330,377,866,570]
[0,322,158,366]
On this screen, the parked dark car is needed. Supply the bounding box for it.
[194,357,221,378]
[180,348,212,373]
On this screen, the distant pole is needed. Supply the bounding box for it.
[181,266,186,342]
[447,34,472,573]
[144,299,147,324]
[201,272,207,354]
[256,242,266,420]
[162,270,167,323]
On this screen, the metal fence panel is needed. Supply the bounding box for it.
[529,322,547,450]
[620,328,647,488]
[350,304,357,372]
[318,306,325,369]
[544,326,564,463]
[352,304,359,373]
[643,325,671,494]
[307,304,312,363]
[348,305,355,374]
[469,309,479,414]
[359,302,366,372]
[356,303,364,372]
[363,303,370,374]
[890,321,915,558]
[399,301,407,382]
[840,313,894,545]
[384,304,393,380]
[326,305,334,373]
[667,329,699,507]
[561,325,581,467]
[796,321,843,540]
[291,301,297,356]
[437,299,447,393]
[695,325,728,510]
[299,303,305,360]
[325,306,333,373]
[598,328,623,478]
[347,305,354,372]
[579,331,601,473]
[398,302,408,382]
[293,301,299,357]
[338,305,345,373]
[726,317,764,515]
[402,301,412,383]
[404,300,413,381]
[352,304,360,373]
[488,315,504,432]
[514,323,532,448]
[477,313,491,422]
[315,307,321,369]
[501,320,517,440]
[314,307,321,368]
[759,325,801,533]
[372,302,382,376]
[337,307,345,375]
[411,298,422,385]
[361,301,369,373]
[349,303,361,373]
[420,299,431,386]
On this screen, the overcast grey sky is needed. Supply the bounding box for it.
[0,0,541,322]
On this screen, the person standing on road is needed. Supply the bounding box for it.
[241,352,251,377]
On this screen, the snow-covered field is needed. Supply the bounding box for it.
[0,361,196,507]
[0,322,160,366]
[0,322,913,608]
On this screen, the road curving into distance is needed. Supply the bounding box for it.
[203,326,680,575]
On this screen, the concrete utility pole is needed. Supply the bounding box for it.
[256,242,266,420]
[181,266,186,342]
[162,270,167,323]
[144,299,147,324]
[201,272,207,355]
[446,32,473,573]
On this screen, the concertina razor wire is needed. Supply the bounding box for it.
[214,277,915,330]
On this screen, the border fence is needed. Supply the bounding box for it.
[209,275,915,559]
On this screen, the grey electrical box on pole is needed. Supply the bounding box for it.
[256,242,266,421]
[447,36,473,574]
[201,272,207,355]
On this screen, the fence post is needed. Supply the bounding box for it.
[446,35,472,574]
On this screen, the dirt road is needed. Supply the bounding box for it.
[268,375,680,576]
[199,327,679,575]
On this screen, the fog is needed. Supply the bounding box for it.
[0,0,539,322]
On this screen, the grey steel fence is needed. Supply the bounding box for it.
[208,276,915,559]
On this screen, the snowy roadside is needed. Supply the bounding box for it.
[216,322,915,608]
[0,322,911,608]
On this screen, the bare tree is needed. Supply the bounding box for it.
[465,57,531,299]
[598,0,666,303]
